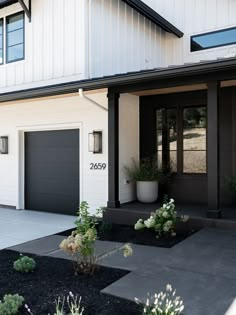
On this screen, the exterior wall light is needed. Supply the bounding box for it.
[0,136,8,154]
[88,131,102,154]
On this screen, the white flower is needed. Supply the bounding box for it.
[162,211,169,218]
[144,217,155,229]
[122,243,133,257]
[170,198,174,203]
[134,219,145,230]
[171,231,176,237]
[163,203,167,209]
[181,215,189,222]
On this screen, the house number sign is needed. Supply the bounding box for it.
[90,163,107,170]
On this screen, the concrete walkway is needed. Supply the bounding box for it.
[0,207,76,249]
[7,228,236,315]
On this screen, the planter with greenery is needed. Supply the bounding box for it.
[124,158,163,203]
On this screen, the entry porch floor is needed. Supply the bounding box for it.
[105,202,236,230]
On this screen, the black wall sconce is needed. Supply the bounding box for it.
[88,131,102,154]
[0,136,8,154]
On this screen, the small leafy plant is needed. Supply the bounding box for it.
[134,197,188,238]
[25,292,84,315]
[135,284,184,315]
[0,294,24,315]
[13,255,36,273]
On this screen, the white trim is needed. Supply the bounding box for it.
[16,121,83,210]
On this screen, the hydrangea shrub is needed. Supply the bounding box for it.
[134,198,188,237]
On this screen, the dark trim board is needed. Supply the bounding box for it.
[0,0,17,9]
[121,0,183,38]
[1,58,236,103]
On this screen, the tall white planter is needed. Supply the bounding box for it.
[136,181,158,203]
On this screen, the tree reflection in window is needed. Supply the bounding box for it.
[183,107,206,173]
[156,108,177,172]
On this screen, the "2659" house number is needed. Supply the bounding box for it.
[90,163,107,170]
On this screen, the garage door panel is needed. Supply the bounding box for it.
[25,129,80,214]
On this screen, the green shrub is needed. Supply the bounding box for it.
[0,294,24,315]
[124,158,162,182]
[13,255,36,273]
[60,202,132,275]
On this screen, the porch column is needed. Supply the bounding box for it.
[207,81,221,218]
[107,91,120,208]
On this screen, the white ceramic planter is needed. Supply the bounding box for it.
[136,181,158,203]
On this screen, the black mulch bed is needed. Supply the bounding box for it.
[0,250,141,315]
[59,223,198,248]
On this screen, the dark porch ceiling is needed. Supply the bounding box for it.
[0,0,17,9]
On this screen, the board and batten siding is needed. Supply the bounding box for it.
[0,0,87,93]
[142,0,236,64]
[0,0,236,91]
[89,0,236,78]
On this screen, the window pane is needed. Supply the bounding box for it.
[184,151,206,173]
[169,128,177,150]
[0,20,2,64]
[7,43,24,62]
[7,13,24,32]
[184,107,206,128]
[183,128,206,150]
[157,151,162,169]
[7,28,23,46]
[6,12,24,63]
[170,151,177,172]
[157,130,162,151]
[156,109,163,129]
[191,27,236,52]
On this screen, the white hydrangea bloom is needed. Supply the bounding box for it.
[134,219,145,230]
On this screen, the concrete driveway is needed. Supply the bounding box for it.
[0,207,76,249]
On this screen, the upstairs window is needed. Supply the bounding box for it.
[6,12,24,63]
[0,19,3,64]
[191,27,236,52]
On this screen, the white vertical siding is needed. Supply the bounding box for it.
[119,94,139,204]
[0,0,87,93]
[0,0,236,92]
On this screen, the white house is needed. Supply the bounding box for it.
[0,0,236,220]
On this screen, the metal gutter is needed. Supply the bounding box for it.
[121,0,183,38]
[1,58,236,103]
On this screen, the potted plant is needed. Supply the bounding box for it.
[125,158,162,203]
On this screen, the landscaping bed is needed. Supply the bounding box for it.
[97,223,197,248]
[60,223,197,248]
[0,250,141,315]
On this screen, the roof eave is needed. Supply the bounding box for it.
[0,0,18,9]
[1,58,236,103]
[121,0,183,38]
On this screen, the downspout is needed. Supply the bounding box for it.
[78,89,108,112]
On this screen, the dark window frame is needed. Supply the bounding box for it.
[191,27,236,52]
[0,18,3,65]
[6,11,25,64]
[156,104,207,176]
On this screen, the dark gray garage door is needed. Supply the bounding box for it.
[25,129,80,215]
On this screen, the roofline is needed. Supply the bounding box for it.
[121,0,183,38]
[1,58,236,103]
[0,0,17,9]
